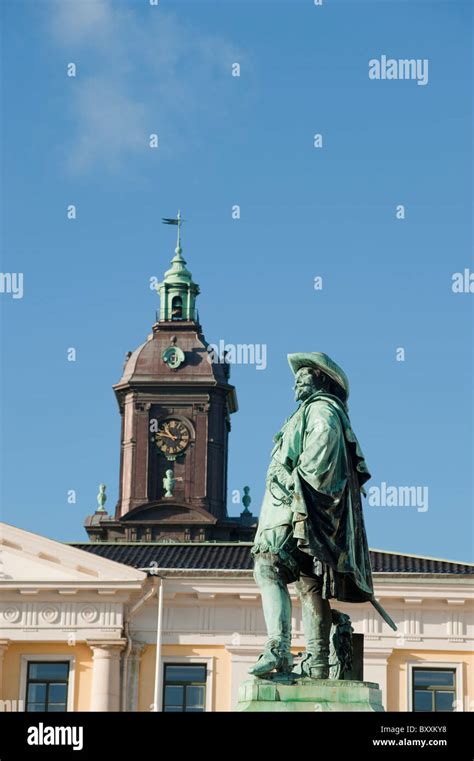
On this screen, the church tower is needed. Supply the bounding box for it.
[85,214,256,542]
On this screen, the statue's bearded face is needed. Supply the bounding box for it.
[294,368,316,402]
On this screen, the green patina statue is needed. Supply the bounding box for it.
[250,352,396,680]
[96,484,107,513]
[163,469,176,498]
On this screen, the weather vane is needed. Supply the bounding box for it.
[162,210,185,252]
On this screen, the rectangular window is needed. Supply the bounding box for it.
[163,664,206,712]
[26,662,69,712]
[412,668,456,712]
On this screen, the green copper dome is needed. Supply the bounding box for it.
[163,246,193,284]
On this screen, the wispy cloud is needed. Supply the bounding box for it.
[51,0,115,46]
[50,0,245,173]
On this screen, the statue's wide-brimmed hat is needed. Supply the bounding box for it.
[288,352,350,400]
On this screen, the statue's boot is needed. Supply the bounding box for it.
[295,572,332,679]
[249,555,293,676]
[248,639,293,677]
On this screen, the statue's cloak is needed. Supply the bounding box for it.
[252,391,374,603]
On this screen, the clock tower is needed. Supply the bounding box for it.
[85,215,256,543]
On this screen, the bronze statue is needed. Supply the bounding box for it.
[250,352,396,679]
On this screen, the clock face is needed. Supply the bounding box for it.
[154,419,190,456]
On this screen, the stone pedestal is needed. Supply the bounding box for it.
[237,675,384,712]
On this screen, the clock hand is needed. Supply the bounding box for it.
[163,423,178,440]
[157,430,177,441]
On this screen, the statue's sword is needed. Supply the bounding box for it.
[268,476,293,506]
[270,474,399,632]
[370,597,397,631]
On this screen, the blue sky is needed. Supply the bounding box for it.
[0,0,472,561]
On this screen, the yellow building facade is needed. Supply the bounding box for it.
[1,523,472,713]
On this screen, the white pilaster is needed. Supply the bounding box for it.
[363,649,393,710]
[0,639,9,699]
[126,641,145,712]
[88,639,126,712]
[225,646,262,711]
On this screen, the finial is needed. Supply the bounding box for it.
[241,485,252,516]
[176,209,181,253]
[162,210,184,255]
[96,483,107,513]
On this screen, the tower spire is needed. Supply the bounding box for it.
[162,210,184,255]
[157,211,200,322]
[176,209,182,253]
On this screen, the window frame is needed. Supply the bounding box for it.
[161,656,213,712]
[407,661,463,713]
[19,655,76,713]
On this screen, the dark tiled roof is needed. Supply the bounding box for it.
[368,550,472,575]
[74,542,253,570]
[69,542,474,575]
